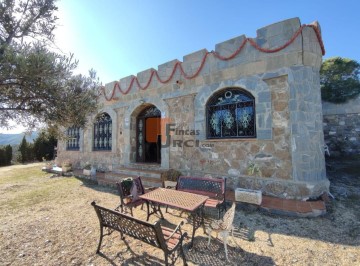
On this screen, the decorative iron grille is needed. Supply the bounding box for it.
[206,88,256,139]
[66,126,80,150]
[142,106,161,118]
[93,113,112,151]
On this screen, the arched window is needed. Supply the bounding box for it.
[206,88,256,139]
[93,113,112,151]
[66,126,80,150]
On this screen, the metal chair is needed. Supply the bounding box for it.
[162,169,182,189]
[207,202,236,261]
[115,176,147,216]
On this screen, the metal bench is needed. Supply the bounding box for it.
[91,201,188,266]
[176,176,226,218]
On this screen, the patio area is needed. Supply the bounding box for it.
[0,161,359,265]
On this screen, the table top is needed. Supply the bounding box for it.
[139,188,208,212]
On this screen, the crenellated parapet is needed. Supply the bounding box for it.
[100,17,324,102]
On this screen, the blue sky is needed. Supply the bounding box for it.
[54,0,359,83]
[2,0,359,133]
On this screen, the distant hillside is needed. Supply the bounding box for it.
[0,132,38,146]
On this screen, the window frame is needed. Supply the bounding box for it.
[66,126,80,151]
[93,112,112,151]
[206,88,256,139]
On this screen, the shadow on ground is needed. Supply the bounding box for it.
[97,235,274,266]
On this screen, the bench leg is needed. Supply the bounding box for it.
[207,228,213,247]
[146,201,150,221]
[96,225,104,254]
[164,252,169,266]
[180,244,188,266]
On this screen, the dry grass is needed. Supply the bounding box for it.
[0,161,359,265]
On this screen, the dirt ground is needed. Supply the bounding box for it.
[0,158,359,266]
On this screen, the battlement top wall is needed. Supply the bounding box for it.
[100,17,324,103]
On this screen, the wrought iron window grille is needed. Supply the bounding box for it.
[206,88,256,139]
[93,113,112,151]
[66,126,80,150]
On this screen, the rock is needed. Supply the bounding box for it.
[228,168,240,176]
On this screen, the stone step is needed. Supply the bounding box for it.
[113,163,162,171]
[112,166,164,179]
[103,172,162,188]
[97,177,118,188]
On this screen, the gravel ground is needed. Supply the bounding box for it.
[0,158,359,266]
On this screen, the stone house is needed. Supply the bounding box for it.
[57,17,329,200]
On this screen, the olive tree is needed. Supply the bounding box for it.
[0,0,100,135]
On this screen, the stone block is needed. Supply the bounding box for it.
[182,49,209,77]
[256,17,300,39]
[137,68,156,88]
[289,99,297,111]
[265,181,287,197]
[157,59,181,82]
[257,129,272,140]
[302,26,322,56]
[265,54,287,71]
[119,75,136,95]
[183,48,208,63]
[255,102,267,114]
[101,81,118,100]
[258,91,271,103]
[303,52,322,68]
[235,188,262,205]
[215,35,246,58]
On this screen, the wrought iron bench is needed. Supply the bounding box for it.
[91,201,188,266]
[176,176,226,218]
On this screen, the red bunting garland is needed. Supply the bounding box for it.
[100,24,325,101]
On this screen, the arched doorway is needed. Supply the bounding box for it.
[136,105,161,163]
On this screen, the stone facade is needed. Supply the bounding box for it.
[57,17,329,200]
[323,96,360,156]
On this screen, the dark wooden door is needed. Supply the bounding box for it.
[136,106,161,163]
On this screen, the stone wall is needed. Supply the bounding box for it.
[57,17,328,199]
[322,95,360,156]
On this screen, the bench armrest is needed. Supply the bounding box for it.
[164,220,185,241]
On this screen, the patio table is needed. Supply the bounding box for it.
[139,187,208,248]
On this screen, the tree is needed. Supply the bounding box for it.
[0,148,4,166]
[320,57,360,103]
[0,145,11,166]
[18,136,28,163]
[0,0,100,135]
[33,130,57,161]
[5,144,12,165]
